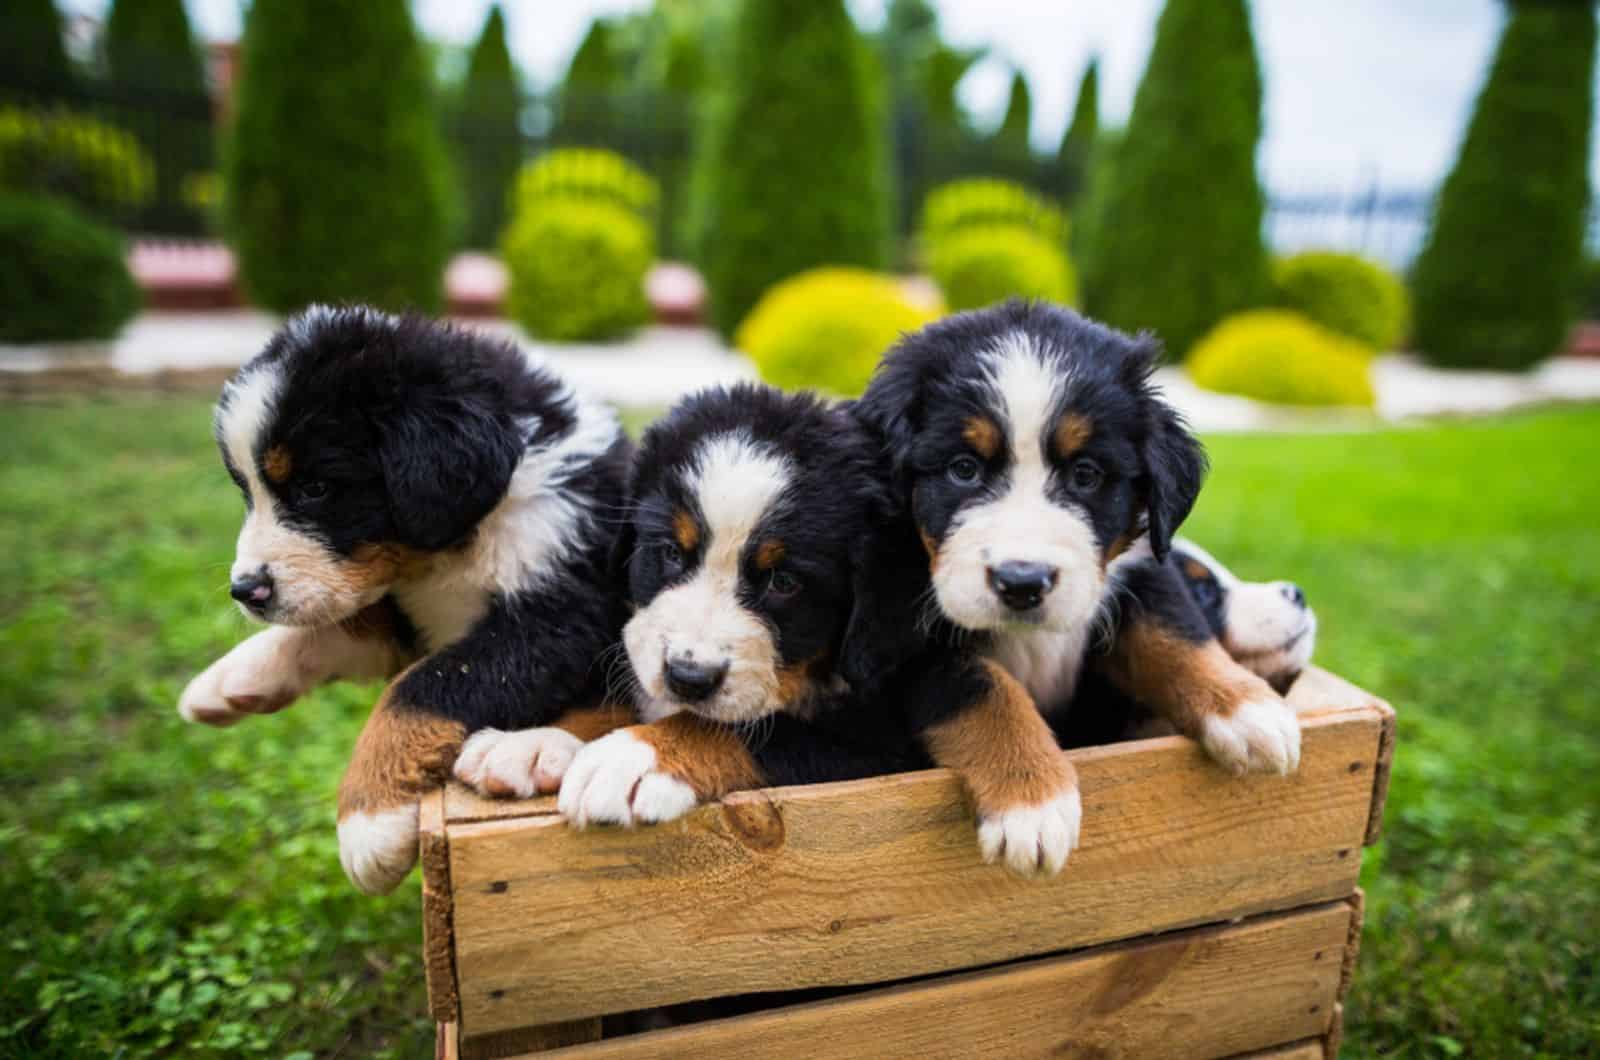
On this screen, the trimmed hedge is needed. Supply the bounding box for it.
[1410,1,1596,370]
[1187,310,1374,408]
[0,194,140,343]
[105,0,206,97]
[736,268,939,396]
[1057,57,1098,201]
[995,71,1032,152]
[693,0,891,337]
[930,226,1075,312]
[1079,0,1269,358]
[512,148,658,225]
[920,177,1067,250]
[1273,250,1408,351]
[502,200,652,342]
[225,0,452,313]
[454,5,523,249]
[0,107,155,213]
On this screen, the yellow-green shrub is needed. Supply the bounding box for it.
[1273,250,1408,351]
[920,178,1067,250]
[502,200,652,341]
[1187,310,1375,407]
[511,148,659,229]
[929,225,1076,311]
[0,107,155,213]
[736,268,940,396]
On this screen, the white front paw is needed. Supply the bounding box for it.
[177,630,305,727]
[977,785,1083,878]
[337,804,419,896]
[1201,697,1302,775]
[556,730,699,828]
[453,727,582,799]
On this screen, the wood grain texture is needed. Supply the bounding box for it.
[460,1022,602,1059]
[420,788,458,1024]
[1366,702,1397,845]
[1339,890,1364,1003]
[1227,1042,1325,1060]
[447,706,1382,1032]
[525,903,1347,1060]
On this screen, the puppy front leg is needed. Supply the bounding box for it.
[919,659,1081,878]
[178,607,406,727]
[453,703,635,800]
[558,713,764,828]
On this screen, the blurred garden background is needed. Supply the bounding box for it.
[3,0,1599,1056]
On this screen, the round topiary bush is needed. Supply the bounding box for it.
[929,225,1076,312]
[501,199,651,341]
[511,148,658,229]
[0,107,155,214]
[0,194,140,343]
[920,178,1067,252]
[1186,310,1375,408]
[735,268,940,396]
[1273,250,1408,351]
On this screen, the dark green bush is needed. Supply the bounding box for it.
[2,0,75,93]
[1273,250,1408,351]
[929,226,1075,312]
[693,0,891,337]
[0,106,155,214]
[1079,0,1269,358]
[453,5,523,249]
[995,71,1031,153]
[1057,57,1098,201]
[502,200,652,342]
[1410,1,1596,370]
[224,0,452,313]
[0,194,139,343]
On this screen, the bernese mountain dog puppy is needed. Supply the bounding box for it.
[523,383,921,826]
[176,306,631,894]
[848,300,1303,876]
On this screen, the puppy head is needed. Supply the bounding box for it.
[214,306,523,626]
[615,385,881,724]
[1173,539,1317,692]
[856,300,1206,638]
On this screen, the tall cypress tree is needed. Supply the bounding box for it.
[557,18,621,143]
[455,5,522,248]
[694,0,890,336]
[1080,0,1268,358]
[995,71,1032,154]
[1411,1,1596,369]
[104,0,206,95]
[3,0,75,94]
[225,0,451,312]
[1057,58,1098,201]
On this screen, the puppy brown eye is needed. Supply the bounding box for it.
[948,455,983,485]
[1069,460,1103,492]
[768,569,802,598]
[660,543,685,574]
[297,479,329,502]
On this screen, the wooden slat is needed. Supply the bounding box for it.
[445,784,558,825]
[528,902,1347,1060]
[1228,1042,1325,1060]
[461,1021,602,1059]
[449,705,1381,1033]
[1324,1003,1344,1060]
[1365,702,1397,845]
[1338,890,1364,1003]
[420,788,459,1024]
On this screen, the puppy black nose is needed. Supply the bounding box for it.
[987,561,1059,612]
[664,657,729,702]
[1280,582,1307,608]
[230,569,274,610]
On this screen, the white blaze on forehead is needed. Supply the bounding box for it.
[217,362,283,503]
[983,330,1069,469]
[689,432,793,572]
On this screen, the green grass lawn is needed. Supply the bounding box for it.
[2,395,1597,1058]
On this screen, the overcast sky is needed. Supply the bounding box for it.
[56,0,1597,193]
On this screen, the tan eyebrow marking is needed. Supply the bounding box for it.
[263,445,292,484]
[1054,413,1093,458]
[961,416,1001,460]
[672,509,700,552]
[755,538,786,570]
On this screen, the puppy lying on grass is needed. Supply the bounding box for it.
[177,307,632,894]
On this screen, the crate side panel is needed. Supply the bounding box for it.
[450,708,1379,1032]
[534,903,1348,1060]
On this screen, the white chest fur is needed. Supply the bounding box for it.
[987,623,1090,716]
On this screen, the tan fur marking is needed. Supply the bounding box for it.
[672,509,700,553]
[919,528,940,571]
[1183,559,1210,580]
[336,599,410,646]
[755,538,786,571]
[961,416,1001,460]
[627,713,764,800]
[551,702,634,742]
[1100,620,1277,737]
[775,655,826,707]
[1055,413,1093,459]
[1105,533,1133,564]
[924,659,1076,814]
[263,445,292,483]
[338,675,467,817]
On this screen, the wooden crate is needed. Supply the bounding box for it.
[422,666,1394,1060]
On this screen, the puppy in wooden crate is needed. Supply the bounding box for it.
[848,300,1307,877]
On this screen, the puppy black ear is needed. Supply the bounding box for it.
[1120,335,1206,562]
[839,509,933,696]
[851,352,924,489]
[380,393,522,551]
[606,515,637,588]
